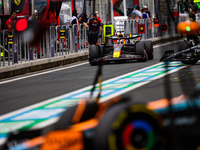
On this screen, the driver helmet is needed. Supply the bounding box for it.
[118,39,123,44]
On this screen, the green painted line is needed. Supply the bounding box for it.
[37,99,80,109]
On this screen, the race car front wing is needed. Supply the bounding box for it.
[90,54,146,63]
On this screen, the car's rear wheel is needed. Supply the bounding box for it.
[144,40,154,60]
[93,103,164,150]
[136,41,147,62]
[178,41,198,65]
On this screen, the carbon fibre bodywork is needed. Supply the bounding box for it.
[89,34,153,65]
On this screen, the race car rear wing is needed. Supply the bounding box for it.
[108,34,141,41]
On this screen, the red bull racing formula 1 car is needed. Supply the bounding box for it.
[89,34,154,65]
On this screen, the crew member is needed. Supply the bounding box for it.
[28,10,39,21]
[48,5,57,26]
[95,11,102,23]
[78,12,88,41]
[70,10,78,25]
[145,6,151,18]
[131,6,142,20]
[5,11,17,33]
[172,6,179,18]
[189,5,198,21]
[141,8,149,19]
[188,5,199,45]
[83,13,102,47]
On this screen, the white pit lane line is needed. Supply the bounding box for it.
[0,62,89,84]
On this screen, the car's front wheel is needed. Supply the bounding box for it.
[89,45,101,66]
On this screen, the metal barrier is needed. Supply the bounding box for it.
[0,17,186,68]
[114,17,180,40]
[0,24,89,68]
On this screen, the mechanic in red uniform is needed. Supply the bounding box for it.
[83,13,102,47]
[48,6,57,26]
[5,11,17,34]
[95,11,102,23]
[95,11,103,43]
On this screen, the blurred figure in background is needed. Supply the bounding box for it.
[28,10,38,21]
[130,6,142,20]
[70,10,78,25]
[189,4,198,21]
[78,12,88,48]
[141,8,149,19]
[172,6,179,17]
[144,6,151,18]
[83,13,102,47]
[5,11,17,34]
[95,11,102,23]
[187,5,199,45]
[48,4,57,26]
[27,10,40,58]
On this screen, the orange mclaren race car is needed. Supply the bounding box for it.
[2,62,200,150]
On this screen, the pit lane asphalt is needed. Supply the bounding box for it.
[1,40,199,116]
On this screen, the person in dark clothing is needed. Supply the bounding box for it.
[188,5,199,45]
[83,13,102,47]
[78,12,88,46]
[70,10,78,25]
[189,5,198,21]
[48,5,57,26]
[78,12,88,24]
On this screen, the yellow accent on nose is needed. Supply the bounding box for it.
[113,52,120,58]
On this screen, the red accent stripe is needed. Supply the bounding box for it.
[123,124,134,145]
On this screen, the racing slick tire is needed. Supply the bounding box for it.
[178,41,198,65]
[136,41,147,62]
[93,103,164,150]
[144,40,154,60]
[89,45,101,66]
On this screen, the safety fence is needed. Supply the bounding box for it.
[0,17,181,68]
[114,17,182,39]
[0,24,88,68]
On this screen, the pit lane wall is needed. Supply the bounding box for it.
[0,18,181,79]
